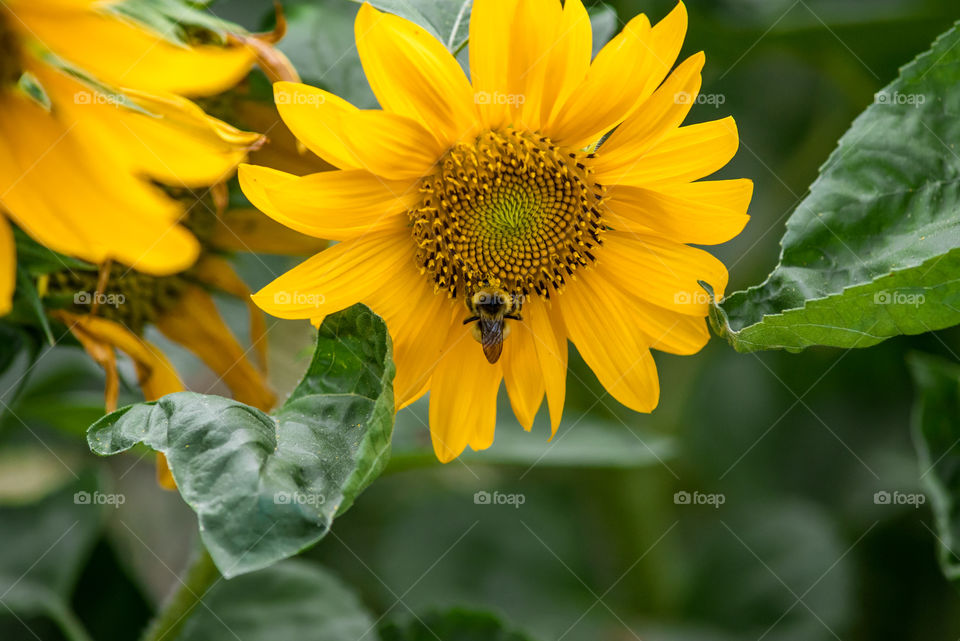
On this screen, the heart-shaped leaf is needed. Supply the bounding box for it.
[712,22,960,352]
[87,304,395,577]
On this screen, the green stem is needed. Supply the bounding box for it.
[140,545,220,641]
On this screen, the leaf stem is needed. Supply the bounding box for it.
[140,545,220,641]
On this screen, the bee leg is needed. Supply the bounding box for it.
[463,315,480,325]
[504,314,523,321]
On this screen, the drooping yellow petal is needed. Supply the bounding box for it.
[599,232,729,315]
[0,91,199,275]
[53,311,184,406]
[14,4,256,96]
[155,287,275,412]
[604,179,752,245]
[192,255,268,372]
[252,230,415,320]
[597,117,740,188]
[503,312,545,431]
[239,165,414,241]
[208,208,329,255]
[526,297,568,436]
[559,271,660,413]
[26,61,258,190]
[0,217,13,317]
[429,323,502,462]
[594,51,704,174]
[354,3,478,146]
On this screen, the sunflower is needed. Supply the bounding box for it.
[0,0,270,315]
[46,198,327,487]
[240,1,752,462]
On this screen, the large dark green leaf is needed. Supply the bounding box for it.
[712,21,960,352]
[87,305,395,577]
[0,473,104,641]
[350,0,472,52]
[909,352,960,583]
[174,560,376,641]
[380,608,536,641]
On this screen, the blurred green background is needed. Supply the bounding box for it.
[3,0,960,639]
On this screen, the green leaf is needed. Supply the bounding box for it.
[87,304,395,577]
[712,21,960,352]
[909,352,960,583]
[380,608,536,641]
[110,0,244,45]
[0,473,104,641]
[173,560,377,641]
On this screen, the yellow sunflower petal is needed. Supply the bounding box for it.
[239,164,414,241]
[469,0,515,129]
[155,287,275,412]
[208,208,329,255]
[544,13,652,148]
[252,230,414,320]
[526,298,568,436]
[588,264,710,355]
[559,270,660,413]
[273,82,363,169]
[0,91,199,275]
[604,179,752,245]
[31,62,259,188]
[15,5,255,96]
[354,3,478,145]
[599,232,729,315]
[641,1,689,97]
[538,0,592,127]
[429,323,502,462]
[361,260,459,408]
[338,109,445,179]
[504,0,562,131]
[0,217,13,317]
[594,51,704,174]
[599,117,740,187]
[503,313,545,431]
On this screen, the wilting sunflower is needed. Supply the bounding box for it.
[241,0,752,462]
[0,0,271,315]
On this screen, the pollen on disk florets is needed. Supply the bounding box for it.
[410,129,606,301]
[0,10,22,88]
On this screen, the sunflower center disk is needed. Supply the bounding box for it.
[410,130,606,302]
[0,11,21,89]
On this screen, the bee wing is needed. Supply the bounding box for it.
[478,319,504,364]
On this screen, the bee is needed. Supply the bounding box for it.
[463,286,522,364]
